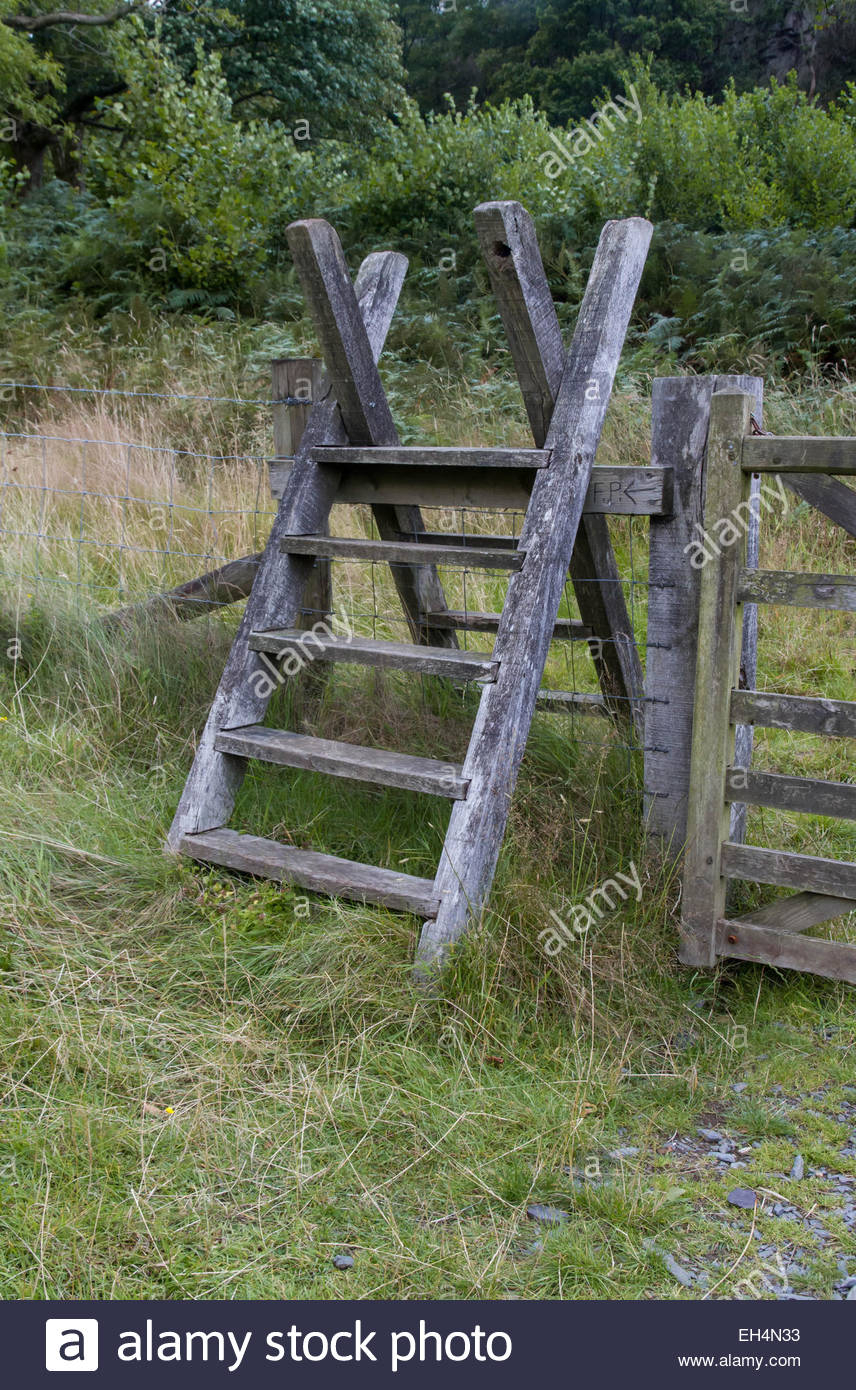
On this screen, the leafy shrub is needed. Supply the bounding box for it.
[68,33,307,306]
[634,73,856,230]
[642,224,856,373]
[3,54,856,372]
[304,69,856,255]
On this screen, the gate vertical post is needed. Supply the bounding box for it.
[644,374,763,854]
[680,389,754,966]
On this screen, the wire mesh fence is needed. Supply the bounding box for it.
[0,381,653,765]
[0,428,273,604]
[0,382,275,612]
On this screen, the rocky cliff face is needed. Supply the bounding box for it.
[761,8,818,87]
[738,4,856,99]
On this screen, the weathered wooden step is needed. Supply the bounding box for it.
[214,725,468,797]
[248,629,498,680]
[181,828,439,915]
[421,610,590,640]
[280,535,523,570]
[408,532,520,550]
[310,445,551,469]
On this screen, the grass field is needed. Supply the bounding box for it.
[0,331,855,1300]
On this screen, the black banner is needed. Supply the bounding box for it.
[4,1298,846,1388]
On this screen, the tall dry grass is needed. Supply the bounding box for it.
[0,397,274,611]
[0,389,626,707]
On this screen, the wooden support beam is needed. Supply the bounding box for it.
[310,445,551,468]
[402,533,519,550]
[721,841,856,899]
[272,357,324,458]
[737,569,856,611]
[469,198,646,730]
[645,376,763,851]
[730,689,856,738]
[272,358,330,624]
[737,890,856,933]
[730,383,764,850]
[106,551,262,626]
[421,610,590,640]
[679,390,754,968]
[270,461,670,514]
[715,918,856,985]
[279,535,525,570]
[333,464,668,515]
[782,472,856,539]
[724,766,856,820]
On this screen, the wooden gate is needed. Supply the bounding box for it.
[680,390,856,984]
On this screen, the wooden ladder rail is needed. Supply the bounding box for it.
[285,220,456,651]
[167,247,412,845]
[416,212,653,976]
[169,207,657,977]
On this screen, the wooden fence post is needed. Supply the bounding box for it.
[679,389,755,966]
[644,374,763,853]
[271,357,331,625]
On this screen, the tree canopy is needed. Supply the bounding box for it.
[156,0,406,137]
[1,0,406,186]
[396,0,856,120]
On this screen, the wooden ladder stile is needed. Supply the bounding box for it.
[167,205,653,975]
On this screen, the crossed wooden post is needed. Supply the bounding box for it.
[473,202,644,730]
